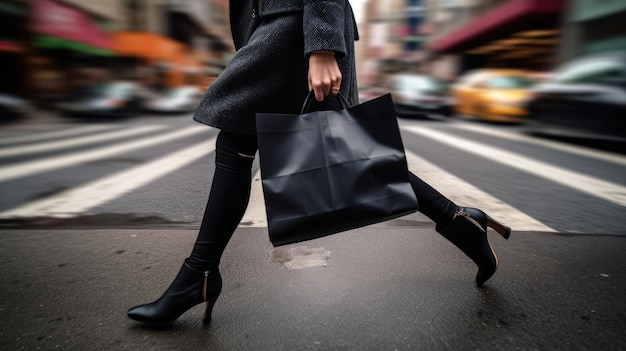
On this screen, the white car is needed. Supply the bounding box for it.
[389,74,453,118]
[57,81,143,118]
[144,86,203,113]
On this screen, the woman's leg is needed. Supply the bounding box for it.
[127,130,258,324]
[408,171,457,230]
[408,171,511,286]
[187,131,258,271]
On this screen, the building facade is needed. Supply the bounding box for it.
[427,0,565,76]
[19,0,233,105]
[426,0,626,78]
[359,0,430,87]
[559,0,626,61]
[0,1,30,96]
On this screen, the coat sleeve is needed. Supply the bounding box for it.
[303,0,348,58]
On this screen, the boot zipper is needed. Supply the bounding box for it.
[202,271,209,302]
[457,210,484,231]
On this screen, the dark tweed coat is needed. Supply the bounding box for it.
[193,0,360,135]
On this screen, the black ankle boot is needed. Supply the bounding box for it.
[127,260,222,324]
[438,207,511,286]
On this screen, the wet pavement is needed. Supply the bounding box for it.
[1,225,625,350]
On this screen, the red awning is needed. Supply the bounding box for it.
[32,0,111,50]
[430,0,564,53]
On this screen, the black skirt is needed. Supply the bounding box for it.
[193,10,358,135]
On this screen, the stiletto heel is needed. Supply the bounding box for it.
[487,215,511,239]
[128,261,222,325]
[439,207,510,286]
[201,270,219,324]
[203,295,219,324]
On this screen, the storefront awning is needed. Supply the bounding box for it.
[111,32,187,63]
[32,0,112,51]
[35,36,114,56]
[430,0,565,53]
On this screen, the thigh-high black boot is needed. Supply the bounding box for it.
[408,172,511,286]
[128,131,258,324]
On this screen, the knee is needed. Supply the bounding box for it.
[215,132,257,173]
[215,148,256,174]
[237,152,256,159]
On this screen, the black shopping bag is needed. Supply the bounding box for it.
[256,92,418,247]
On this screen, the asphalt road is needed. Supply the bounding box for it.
[1,112,625,350]
[1,223,624,350]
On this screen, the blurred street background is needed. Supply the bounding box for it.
[0,0,625,143]
[0,0,625,350]
[1,0,624,229]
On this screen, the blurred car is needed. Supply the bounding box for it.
[0,94,32,122]
[58,81,143,118]
[451,69,535,122]
[525,52,626,143]
[143,86,202,114]
[389,74,452,118]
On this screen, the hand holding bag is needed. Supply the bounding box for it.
[256,92,418,247]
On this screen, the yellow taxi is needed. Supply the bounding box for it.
[451,69,536,122]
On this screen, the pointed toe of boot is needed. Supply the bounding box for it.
[127,305,151,323]
[126,262,222,325]
[127,304,173,324]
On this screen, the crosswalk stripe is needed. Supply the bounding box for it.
[240,169,267,227]
[0,123,593,232]
[0,125,209,183]
[0,137,217,218]
[404,125,626,207]
[0,125,166,158]
[455,124,626,166]
[405,150,555,232]
[240,149,554,231]
[0,124,116,146]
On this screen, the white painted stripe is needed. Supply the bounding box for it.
[0,125,208,183]
[0,125,166,158]
[239,150,552,231]
[405,150,554,232]
[456,124,626,166]
[0,137,217,218]
[240,168,267,227]
[0,125,116,146]
[404,125,626,207]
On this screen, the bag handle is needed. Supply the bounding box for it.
[300,90,350,114]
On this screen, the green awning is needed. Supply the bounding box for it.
[35,35,115,56]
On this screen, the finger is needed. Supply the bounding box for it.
[314,86,325,102]
[311,79,331,101]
